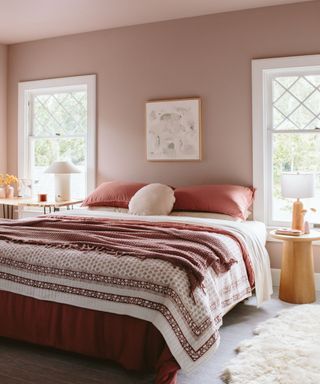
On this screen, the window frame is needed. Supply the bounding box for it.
[252,55,320,226]
[18,75,96,196]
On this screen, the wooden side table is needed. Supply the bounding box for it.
[270,230,320,304]
[0,198,83,219]
[20,199,84,214]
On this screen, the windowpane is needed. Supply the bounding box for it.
[272,81,286,100]
[304,90,320,116]
[289,77,315,101]
[273,91,299,117]
[19,76,95,208]
[32,137,86,200]
[272,75,320,130]
[33,91,87,137]
[289,106,315,129]
[30,88,88,200]
[272,133,320,222]
[305,75,320,87]
[59,138,86,166]
[275,117,296,131]
[252,58,320,226]
[275,76,298,88]
[34,138,58,167]
[34,100,60,136]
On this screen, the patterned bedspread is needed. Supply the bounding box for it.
[0,213,265,372]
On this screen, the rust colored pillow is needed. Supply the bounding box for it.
[82,181,146,208]
[173,184,255,220]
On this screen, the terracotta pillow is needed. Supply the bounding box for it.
[82,181,146,208]
[129,183,175,216]
[173,184,255,220]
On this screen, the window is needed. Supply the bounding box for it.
[252,55,320,226]
[18,75,96,200]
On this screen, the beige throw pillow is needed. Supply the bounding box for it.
[128,183,175,216]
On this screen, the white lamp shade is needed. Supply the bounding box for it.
[45,161,81,174]
[281,173,315,199]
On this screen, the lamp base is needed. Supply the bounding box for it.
[54,174,71,202]
[291,199,304,231]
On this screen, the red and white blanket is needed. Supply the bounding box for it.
[0,214,260,371]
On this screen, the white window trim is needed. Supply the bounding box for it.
[18,74,96,195]
[252,54,320,226]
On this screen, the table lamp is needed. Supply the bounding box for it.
[281,172,315,231]
[45,161,81,202]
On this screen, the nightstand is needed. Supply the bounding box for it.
[19,199,83,214]
[270,230,320,304]
[0,198,83,219]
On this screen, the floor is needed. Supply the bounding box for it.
[0,289,318,384]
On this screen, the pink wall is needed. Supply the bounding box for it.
[5,1,320,272]
[0,44,7,173]
[7,1,320,186]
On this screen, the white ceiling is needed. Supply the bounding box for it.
[0,0,310,44]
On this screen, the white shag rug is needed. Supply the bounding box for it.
[221,304,320,384]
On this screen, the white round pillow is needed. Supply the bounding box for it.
[128,183,175,216]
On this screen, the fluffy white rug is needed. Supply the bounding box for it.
[221,304,320,384]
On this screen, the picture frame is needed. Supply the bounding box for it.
[146,97,202,161]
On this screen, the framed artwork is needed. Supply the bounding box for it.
[146,97,201,161]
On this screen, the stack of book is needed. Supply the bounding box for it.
[275,228,303,236]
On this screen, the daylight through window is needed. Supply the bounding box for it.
[252,56,320,226]
[271,74,320,223]
[31,89,87,199]
[18,75,96,202]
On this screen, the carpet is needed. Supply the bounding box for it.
[221,304,320,384]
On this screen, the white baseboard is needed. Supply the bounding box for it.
[271,268,320,291]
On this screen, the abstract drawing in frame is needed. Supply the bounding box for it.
[146,97,201,161]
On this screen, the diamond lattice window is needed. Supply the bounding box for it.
[33,91,87,137]
[271,73,320,223]
[30,90,88,200]
[272,75,320,130]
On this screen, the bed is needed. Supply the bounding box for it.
[0,208,272,383]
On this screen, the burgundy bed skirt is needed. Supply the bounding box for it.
[0,290,179,384]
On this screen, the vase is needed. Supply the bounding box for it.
[0,186,5,199]
[6,185,14,199]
